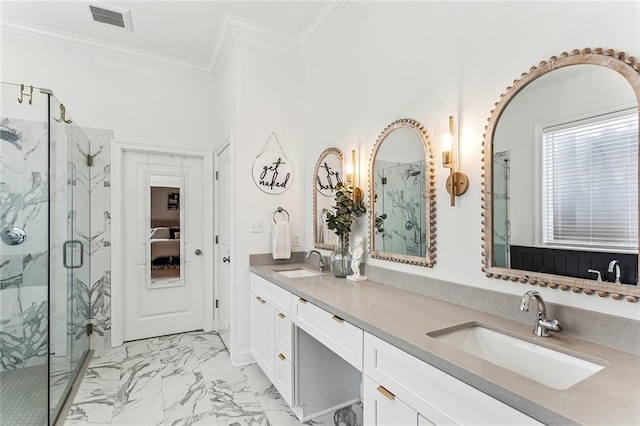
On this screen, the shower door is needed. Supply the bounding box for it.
[49,95,91,423]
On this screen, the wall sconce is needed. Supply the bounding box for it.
[345,149,363,203]
[438,116,468,206]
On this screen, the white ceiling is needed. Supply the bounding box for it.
[0,0,331,72]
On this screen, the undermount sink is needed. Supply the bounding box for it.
[275,268,323,278]
[428,324,604,390]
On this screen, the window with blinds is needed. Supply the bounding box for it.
[542,111,638,250]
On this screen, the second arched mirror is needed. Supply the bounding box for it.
[368,118,436,266]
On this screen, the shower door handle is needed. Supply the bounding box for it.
[63,240,84,269]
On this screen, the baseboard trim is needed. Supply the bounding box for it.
[230,349,254,367]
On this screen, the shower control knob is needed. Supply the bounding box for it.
[194,249,202,255]
[1,227,26,245]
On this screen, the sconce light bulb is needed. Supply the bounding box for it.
[441,133,453,168]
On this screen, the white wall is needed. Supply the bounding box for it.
[303,1,640,320]
[1,38,217,150]
[215,40,305,359]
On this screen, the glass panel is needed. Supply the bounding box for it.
[49,95,91,422]
[0,82,49,425]
[149,182,182,287]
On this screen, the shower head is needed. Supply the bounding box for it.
[407,169,421,177]
[0,125,23,151]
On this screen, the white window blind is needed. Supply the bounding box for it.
[542,111,638,250]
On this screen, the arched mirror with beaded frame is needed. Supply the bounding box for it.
[368,118,436,267]
[313,147,344,250]
[482,48,640,303]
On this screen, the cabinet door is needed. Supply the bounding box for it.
[363,376,418,426]
[274,352,293,407]
[251,294,275,382]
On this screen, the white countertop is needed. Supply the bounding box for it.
[251,263,640,425]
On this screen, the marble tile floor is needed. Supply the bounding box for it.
[63,331,363,426]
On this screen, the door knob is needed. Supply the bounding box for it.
[195,249,202,255]
[222,256,230,263]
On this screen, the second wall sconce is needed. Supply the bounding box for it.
[438,116,468,206]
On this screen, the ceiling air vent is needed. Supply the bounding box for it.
[89,3,133,32]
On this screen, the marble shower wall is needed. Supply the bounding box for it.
[0,117,49,371]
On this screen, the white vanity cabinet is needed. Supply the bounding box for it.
[250,272,542,425]
[363,332,541,425]
[250,273,361,422]
[250,275,294,405]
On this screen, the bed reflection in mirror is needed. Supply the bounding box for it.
[150,185,181,286]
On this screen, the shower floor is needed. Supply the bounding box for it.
[0,364,48,426]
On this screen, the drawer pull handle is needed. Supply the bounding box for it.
[331,315,344,323]
[377,385,395,400]
[278,313,285,319]
[298,298,307,304]
[278,353,286,361]
[256,296,266,304]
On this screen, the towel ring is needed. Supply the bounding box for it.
[273,207,290,223]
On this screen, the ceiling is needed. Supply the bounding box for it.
[0,1,333,74]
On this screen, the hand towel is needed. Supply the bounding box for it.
[272,222,291,260]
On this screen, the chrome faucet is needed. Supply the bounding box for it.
[607,260,621,284]
[519,290,562,337]
[306,250,326,272]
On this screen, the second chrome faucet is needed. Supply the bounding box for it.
[306,250,326,272]
[519,290,562,337]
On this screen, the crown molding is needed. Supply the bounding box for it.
[299,0,354,53]
[1,2,351,80]
[209,13,301,78]
[1,20,213,80]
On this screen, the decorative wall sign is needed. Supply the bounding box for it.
[252,151,293,194]
[252,132,293,194]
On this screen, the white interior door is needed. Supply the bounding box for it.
[215,143,231,347]
[123,151,204,341]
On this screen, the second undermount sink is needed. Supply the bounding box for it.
[275,268,323,278]
[428,324,604,390]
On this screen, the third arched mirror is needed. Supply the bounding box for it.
[482,48,640,303]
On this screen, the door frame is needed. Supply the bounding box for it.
[213,132,235,336]
[111,141,214,347]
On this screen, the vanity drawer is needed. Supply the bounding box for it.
[251,274,292,317]
[293,297,363,371]
[275,311,293,360]
[364,332,541,425]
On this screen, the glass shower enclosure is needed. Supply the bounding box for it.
[0,82,91,425]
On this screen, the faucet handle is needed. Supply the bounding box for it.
[539,318,562,333]
[587,269,602,282]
